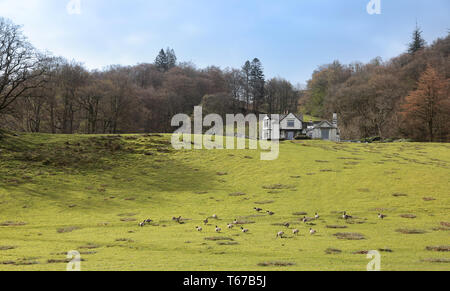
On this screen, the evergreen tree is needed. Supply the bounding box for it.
[166,48,177,70]
[155,49,168,72]
[408,24,427,54]
[250,58,265,113]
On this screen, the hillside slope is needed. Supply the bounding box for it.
[0,133,449,270]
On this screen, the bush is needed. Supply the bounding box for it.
[295,134,311,140]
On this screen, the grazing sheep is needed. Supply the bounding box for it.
[276,231,285,238]
[241,227,249,233]
[139,222,145,227]
[212,214,218,219]
[266,211,275,216]
[172,216,182,223]
[203,218,209,225]
[254,207,263,212]
[315,213,320,219]
[227,224,234,229]
[215,226,222,233]
[309,228,317,235]
[196,226,202,232]
[342,212,352,220]
[293,229,299,235]
[233,219,238,224]
[283,223,290,228]
[302,216,308,223]
[145,219,153,224]
[378,213,387,220]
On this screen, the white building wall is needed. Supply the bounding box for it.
[280,113,302,130]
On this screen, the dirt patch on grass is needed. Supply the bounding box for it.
[421,258,450,263]
[353,250,369,255]
[325,248,342,254]
[0,246,16,251]
[326,225,348,229]
[78,244,100,249]
[257,261,296,267]
[120,218,137,222]
[204,237,234,241]
[254,200,275,205]
[378,248,394,253]
[57,226,80,233]
[229,192,246,197]
[115,238,134,243]
[334,232,365,240]
[262,184,296,190]
[396,229,426,234]
[47,258,85,264]
[216,172,228,176]
[392,193,408,197]
[400,214,417,219]
[423,197,436,201]
[234,220,255,225]
[0,221,27,226]
[117,213,137,217]
[426,246,450,252]
[292,212,308,216]
[217,242,239,246]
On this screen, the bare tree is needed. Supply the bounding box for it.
[0,18,48,119]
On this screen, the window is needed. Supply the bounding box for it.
[287,119,295,127]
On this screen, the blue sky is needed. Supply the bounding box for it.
[0,0,448,84]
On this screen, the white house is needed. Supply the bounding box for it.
[262,113,340,142]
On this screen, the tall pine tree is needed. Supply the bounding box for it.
[155,49,168,72]
[250,58,265,113]
[154,48,177,72]
[408,24,427,54]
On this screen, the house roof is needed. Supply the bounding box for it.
[280,113,303,123]
[313,120,336,129]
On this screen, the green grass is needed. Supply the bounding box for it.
[0,133,449,271]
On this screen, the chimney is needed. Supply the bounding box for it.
[332,113,338,127]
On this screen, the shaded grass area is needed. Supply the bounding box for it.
[0,133,449,270]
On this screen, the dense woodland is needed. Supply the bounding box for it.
[0,17,449,141]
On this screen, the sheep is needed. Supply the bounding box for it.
[378,213,387,220]
[203,218,209,225]
[241,227,249,233]
[196,226,203,232]
[342,212,353,220]
[293,229,299,235]
[276,231,285,238]
[283,223,290,228]
[254,207,263,212]
[266,211,275,216]
[212,214,218,219]
[302,216,308,223]
[145,219,153,224]
[309,228,317,235]
[139,221,145,227]
[233,219,238,224]
[227,224,234,229]
[215,226,222,233]
[315,213,320,220]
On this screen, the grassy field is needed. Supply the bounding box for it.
[0,133,449,271]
